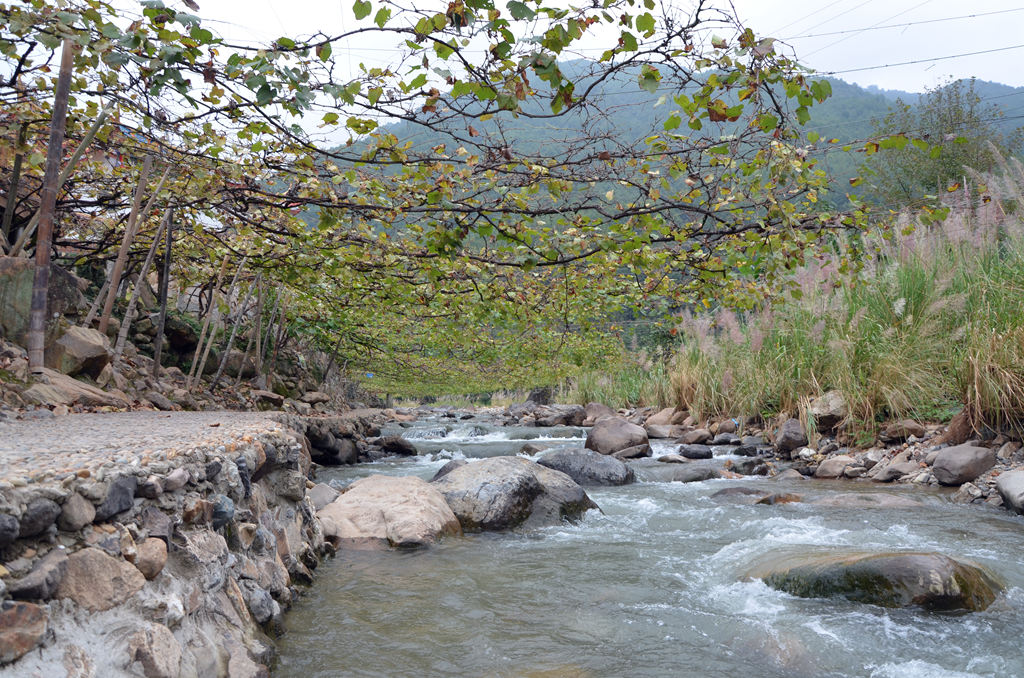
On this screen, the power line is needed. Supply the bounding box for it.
[786,7,1024,40]
[801,0,935,59]
[824,43,1024,75]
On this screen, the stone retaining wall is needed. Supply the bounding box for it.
[0,414,364,678]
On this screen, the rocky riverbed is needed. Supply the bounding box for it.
[2,397,1022,677]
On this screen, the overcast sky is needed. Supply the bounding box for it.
[187,0,1024,94]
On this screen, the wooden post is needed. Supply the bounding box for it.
[82,276,111,327]
[187,256,229,387]
[1,124,28,251]
[113,212,168,359]
[151,208,174,379]
[211,273,261,390]
[10,100,117,257]
[235,279,264,386]
[27,39,75,373]
[98,155,153,335]
[191,256,247,387]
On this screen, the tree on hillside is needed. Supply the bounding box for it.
[859,78,1023,208]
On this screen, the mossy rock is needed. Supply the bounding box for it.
[746,550,1002,612]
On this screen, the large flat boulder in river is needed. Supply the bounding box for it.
[537,448,634,486]
[431,456,599,531]
[584,417,649,456]
[317,475,461,549]
[746,551,1002,612]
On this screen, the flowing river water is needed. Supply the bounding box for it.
[273,417,1024,678]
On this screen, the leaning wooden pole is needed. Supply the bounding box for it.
[1,124,28,251]
[97,155,153,335]
[151,208,174,379]
[10,99,117,257]
[26,40,75,373]
[113,213,168,359]
[211,273,261,390]
[187,256,229,387]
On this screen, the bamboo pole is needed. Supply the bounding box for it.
[10,100,117,257]
[113,212,168,359]
[97,155,154,335]
[211,273,261,390]
[235,279,264,387]
[151,208,174,379]
[190,256,247,387]
[1,124,29,251]
[186,256,229,387]
[27,40,75,373]
[82,275,111,328]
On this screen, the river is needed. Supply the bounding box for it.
[273,416,1024,678]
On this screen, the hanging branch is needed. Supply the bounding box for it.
[113,211,169,359]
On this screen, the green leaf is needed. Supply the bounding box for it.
[409,73,427,90]
[353,0,372,20]
[620,31,637,52]
[322,112,339,124]
[256,83,275,106]
[635,13,655,36]
[374,7,391,27]
[807,131,820,143]
[758,114,778,133]
[317,42,332,61]
[507,1,535,20]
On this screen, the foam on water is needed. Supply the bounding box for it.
[867,660,986,678]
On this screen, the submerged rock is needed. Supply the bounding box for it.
[810,493,923,509]
[432,456,598,531]
[747,551,1002,611]
[537,448,634,486]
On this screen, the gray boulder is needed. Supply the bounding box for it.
[432,456,598,531]
[45,326,111,379]
[747,551,1002,611]
[813,455,856,479]
[585,417,649,456]
[932,444,995,486]
[536,404,586,427]
[996,469,1024,514]
[775,419,808,454]
[809,390,847,431]
[678,444,712,459]
[537,449,634,486]
[671,465,722,483]
[583,401,617,424]
[872,461,921,483]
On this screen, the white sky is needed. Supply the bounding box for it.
[185,0,1024,93]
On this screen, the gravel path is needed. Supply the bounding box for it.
[0,411,286,488]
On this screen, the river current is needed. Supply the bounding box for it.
[273,417,1024,678]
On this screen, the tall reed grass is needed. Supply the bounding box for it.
[565,160,1024,438]
[667,161,1024,437]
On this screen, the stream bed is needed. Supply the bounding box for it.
[273,417,1024,678]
